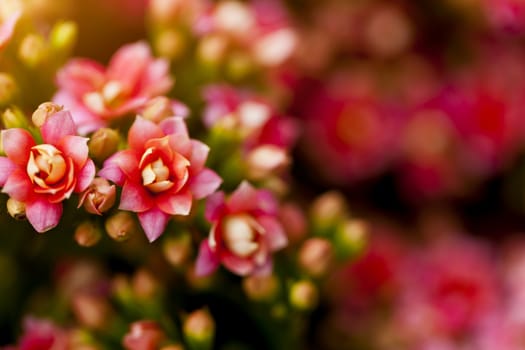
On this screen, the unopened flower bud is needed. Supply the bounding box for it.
[105,211,136,241]
[334,219,369,259]
[49,21,77,53]
[32,102,63,127]
[88,128,120,163]
[279,203,307,243]
[226,52,253,81]
[289,280,318,311]
[310,191,348,232]
[246,145,289,180]
[242,275,279,301]
[149,0,183,23]
[2,107,27,129]
[72,293,111,329]
[160,345,184,350]
[163,234,192,268]
[183,308,215,350]
[18,34,48,67]
[123,320,165,350]
[7,198,25,220]
[198,35,228,65]
[74,221,102,247]
[79,177,116,215]
[154,29,187,60]
[298,238,334,277]
[0,73,17,106]
[132,269,160,299]
[142,96,174,123]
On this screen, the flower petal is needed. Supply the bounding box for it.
[189,169,222,200]
[26,199,63,233]
[52,91,104,135]
[140,59,174,96]
[59,135,89,168]
[228,181,258,213]
[100,150,139,183]
[157,189,193,216]
[0,157,16,186]
[119,181,154,212]
[195,240,220,276]
[128,116,164,152]
[137,207,169,242]
[258,216,288,251]
[1,128,34,166]
[189,140,210,173]
[205,191,226,222]
[159,116,188,136]
[0,10,20,50]
[55,58,105,96]
[2,169,32,202]
[222,252,255,276]
[41,110,77,144]
[107,41,151,90]
[75,159,96,193]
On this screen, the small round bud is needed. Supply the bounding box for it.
[242,275,279,301]
[49,21,77,53]
[289,280,318,311]
[7,198,25,220]
[163,234,192,268]
[79,177,116,215]
[88,128,120,163]
[123,320,165,350]
[72,293,111,329]
[154,29,187,60]
[246,145,289,180]
[18,34,48,67]
[298,238,334,277]
[334,219,369,259]
[310,191,348,232]
[183,308,215,350]
[160,345,184,350]
[105,211,136,241]
[32,102,63,127]
[0,73,17,106]
[197,35,228,65]
[74,221,102,247]
[2,107,27,129]
[132,269,160,299]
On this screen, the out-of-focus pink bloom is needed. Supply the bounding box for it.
[195,0,296,67]
[17,317,69,350]
[483,0,525,33]
[122,320,165,350]
[195,181,287,276]
[53,41,173,135]
[99,116,221,242]
[396,237,500,338]
[0,10,20,50]
[0,111,95,232]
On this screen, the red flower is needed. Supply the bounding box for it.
[99,116,221,242]
[0,110,95,232]
[195,181,287,276]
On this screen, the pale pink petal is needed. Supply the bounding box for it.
[0,157,16,186]
[55,59,105,96]
[119,181,154,212]
[157,189,193,216]
[159,117,189,136]
[189,140,210,172]
[59,135,89,168]
[41,110,77,144]
[253,259,273,276]
[98,165,125,185]
[189,169,222,200]
[168,132,192,156]
[101,150,139,182]
[75,159,96,193]
[139,59,174,96]
[111,96,149,116]
[107,41,151,90]
[258,216,287,251]
[0,11,20,50]
[255,189,279,215]
[26,199,63,233]
[2,169,31,202]
[137,207,170,242]
[195,240,220,276]
[1,128,34,166]
[222,252,255,276]
[205,191,226,222]
[228,181,259,213]
[52,91,104,135]
[128,116,164,151]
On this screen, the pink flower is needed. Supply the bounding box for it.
[53,41,173,135]
[99,116,221,242]
[0,111,96,232]
[16,317,70,350]
[122,320,165,350]
[195,181,287,276]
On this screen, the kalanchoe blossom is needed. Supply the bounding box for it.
[53,41,174,135]
[0,110,96,232]
[16,317,70,350]
[195,181,287,276]
[99,116,221,242]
